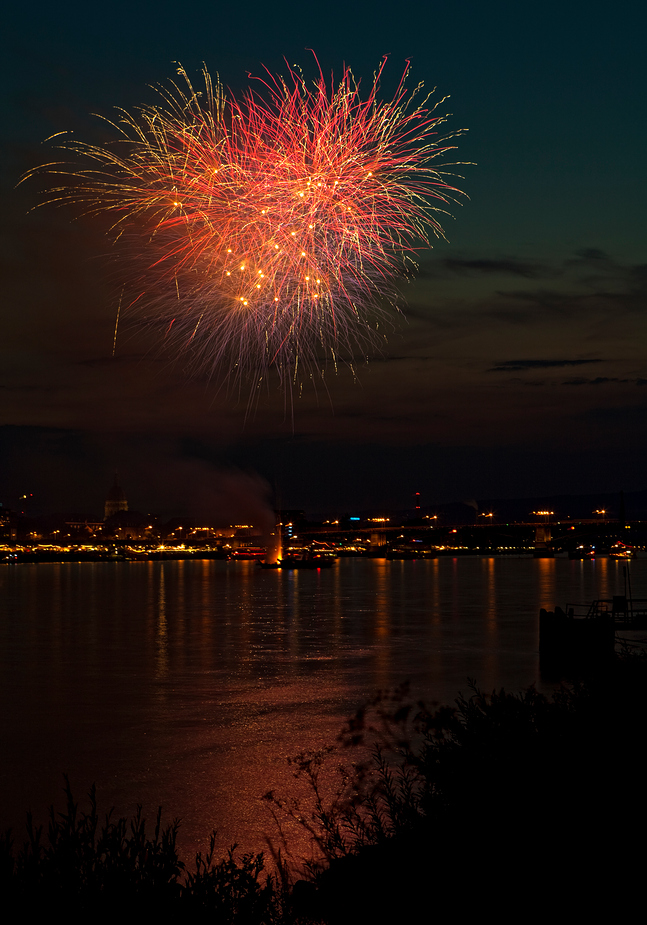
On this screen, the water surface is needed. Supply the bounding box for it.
[1,556,642,861]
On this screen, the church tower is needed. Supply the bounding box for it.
[104,474,128,519]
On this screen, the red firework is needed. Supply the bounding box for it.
[28,57,467,388]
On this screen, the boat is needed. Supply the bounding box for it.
[259,545,336,569]
[568,545,595,560]
[231,546,266,560]
[278,554,334,569]
[386,547,436,560]
[609,542,636,559]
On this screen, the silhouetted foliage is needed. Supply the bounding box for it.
[1,777,183,914]
[181,833,289,923]
[3,656,646,921]
[0,776,291,922]
[267,658,647,922]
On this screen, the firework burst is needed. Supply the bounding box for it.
[27,56,467,390]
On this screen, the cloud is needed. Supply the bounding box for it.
[360,353,436,364]
[565,248,611,266]
[489,359,603,372]
[563,377,647,387]
[442,257,546,278]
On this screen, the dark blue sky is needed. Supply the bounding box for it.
[2,1,647,518]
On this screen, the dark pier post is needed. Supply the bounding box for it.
[539,606,615,673]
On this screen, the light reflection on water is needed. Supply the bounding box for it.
[0,556,643,862]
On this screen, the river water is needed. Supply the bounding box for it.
[1,555,643,864]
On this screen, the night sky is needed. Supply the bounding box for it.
[2,0,646,520]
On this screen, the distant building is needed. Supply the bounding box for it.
[104,476,128,520]
[275,509,306,541]
[103,510,155,541]
[64,519,105,539]
[0,506,18,542]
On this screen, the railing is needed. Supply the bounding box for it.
[563,598,647,625]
